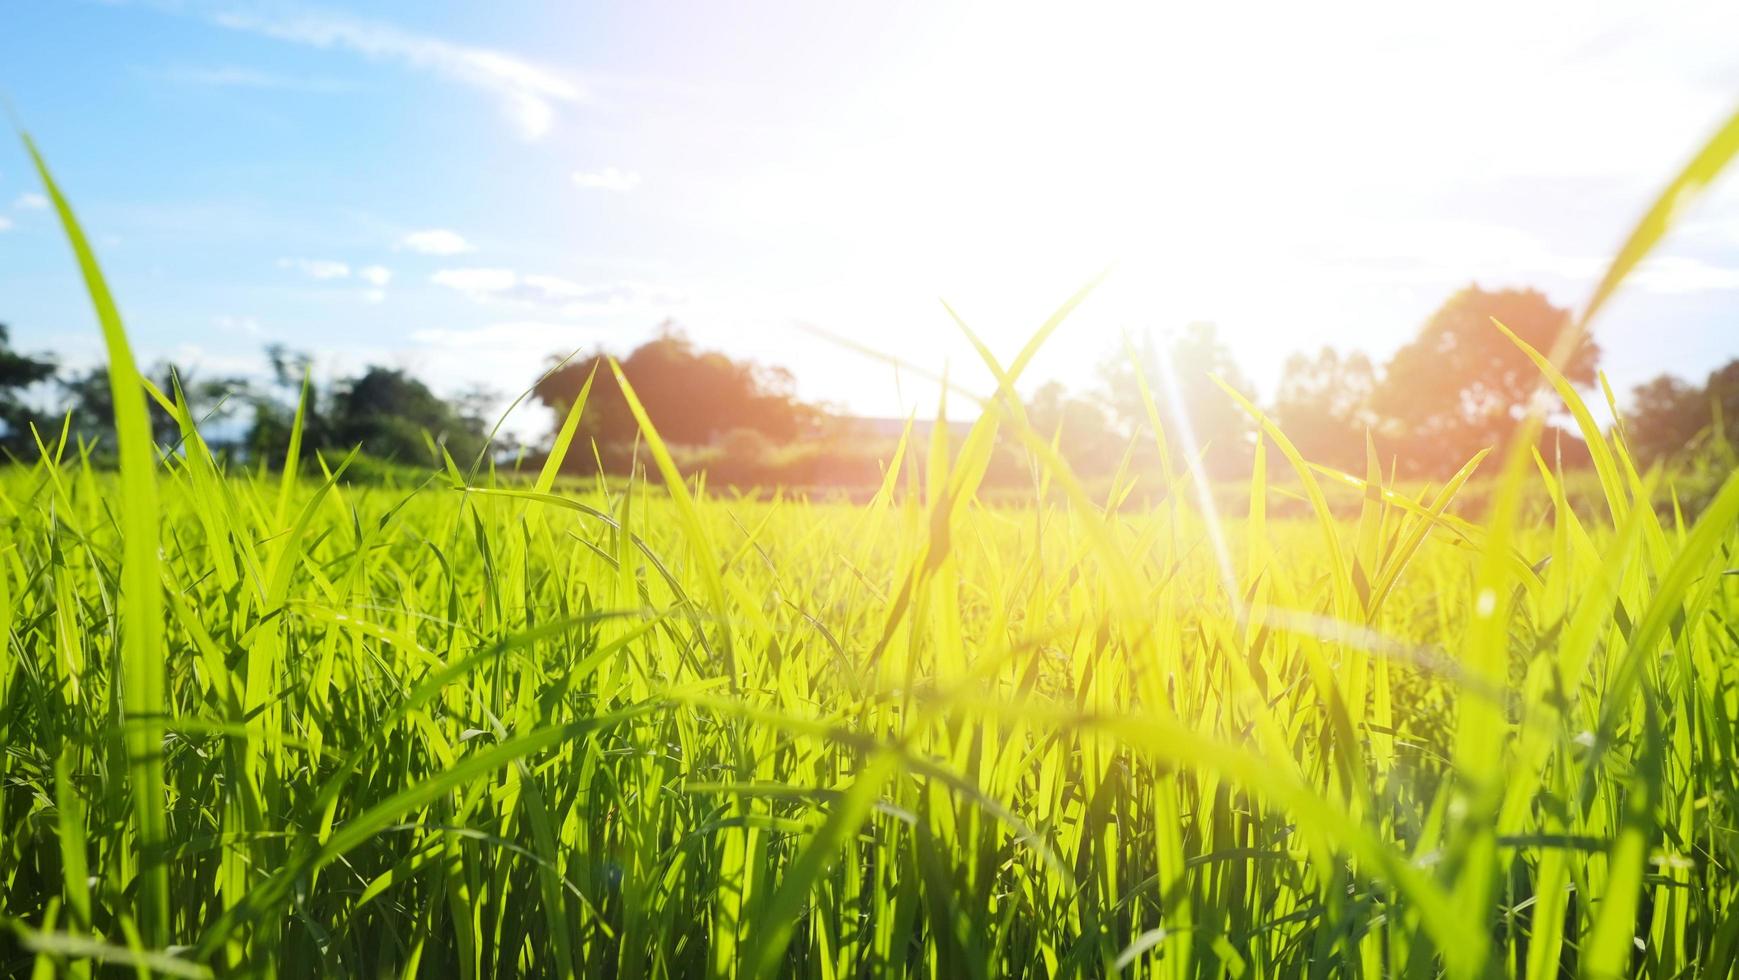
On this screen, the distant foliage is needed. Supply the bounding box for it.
[1371,286,1598,472]
[532,323,822,467]
[1025,380,1121,466]
[1272,347,1378,471]
[333,367,491,465]
[0,323,57,455]
[5,285,1726,491]
[1626,359,1739,465]
[1097,322,1256,477]
[57,361,244,449]
[246,345,494,467]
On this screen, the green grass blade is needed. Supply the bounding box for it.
[23,132,170,947]
[1581,104,1739,331]
[534,363,597,494]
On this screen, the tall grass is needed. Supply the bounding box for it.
[3,113,1739,978]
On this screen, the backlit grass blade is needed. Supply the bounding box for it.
[1492,319,1629,527]
[607,357,736,681]
[1215,379,1351,609]
[23,132,170,947]
[535,363,597,494]
[1580,103,1739,331]
[465,347,587,482]
[275,367,313,528]
[1594,467,1739,744]
[53,746,92,934]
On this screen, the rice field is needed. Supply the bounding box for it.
[3,125,1739,979]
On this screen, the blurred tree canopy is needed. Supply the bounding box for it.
[1272,347,1377,471]
[332,367,491,465]
[1026,380,1121,465]
[1626,359,1739,464]
[0,324,57,456]
[1097,323,1255,476]
[1370,286,1597,472]
[532,324,822,461]
[246,347,494,466]
[58,362,244,449]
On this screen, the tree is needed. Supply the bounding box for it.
[1272,347,1377,470]
[1371,285,1597,473]
[1097,323,1255,477]
[1026,380,1121,474]
[247,344,332,462]
[58,361,245,450]
[1626,359,1739,465]
[532,323,821,463]
[0,323,57,456]
[245,347,493,468]
[1626,374,1706,464]
[1705,360,1739,449]
[330,367,491,465]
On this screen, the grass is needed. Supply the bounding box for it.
[2,115,1739,978]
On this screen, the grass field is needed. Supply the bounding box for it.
[4,127,1739,979]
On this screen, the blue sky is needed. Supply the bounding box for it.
[4,0,1739,435]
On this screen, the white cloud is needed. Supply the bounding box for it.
[519,274,590,300]
[431,267,519,296]
[278,257,352,280]
[13,193,47,210]
[398,228,474,255]
[363,288,388,304]
[572,167,641,192]
[358,264,393,287]
[0,216,12,232]
[213,314,264,336]
[212,10,584,140]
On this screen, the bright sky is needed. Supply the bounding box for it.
[3,1,1739,434]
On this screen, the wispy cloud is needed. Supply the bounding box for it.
[431,267,519,296]
[432,267,595,305]
[430,267,677,315]
[358,265,393,287]
[398,228,474,255]
[278,257,352,280]
[211,9,584,140]
[12,193,48,210]
[0,216,14,232]
[572,167,641,192]
[150,64,356,93]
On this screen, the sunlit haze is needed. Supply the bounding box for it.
[4,0,1739,432]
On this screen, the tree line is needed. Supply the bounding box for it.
[0,282,1732,486]
[526,285,1714,485]
[0,332,497,468]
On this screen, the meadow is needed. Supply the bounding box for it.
[3,121,1739,980]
